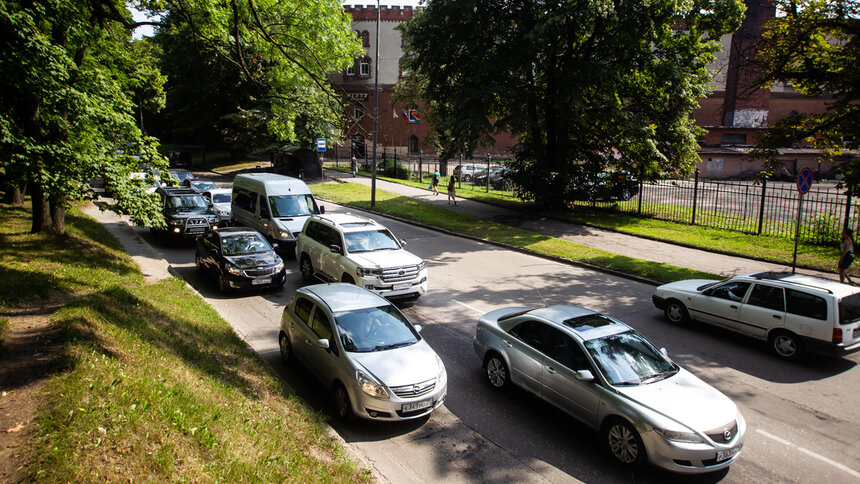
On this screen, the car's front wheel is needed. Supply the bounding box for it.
[333,383,352,421]
[217,274,229,293]
[603,418,646,467]
[664,300,690,325]
[484,353,510,390]
[300,254,314,283]
[341,274,355,285]
[769,330,804,360]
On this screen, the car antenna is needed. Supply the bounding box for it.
[536,288,548,307]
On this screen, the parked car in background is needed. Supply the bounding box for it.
[279,283,447,421]
[202,188,232,226]
[153,186,219,238]
[195,227,286,292]
[473,305,745,474]
[182,178,218,193]
[167,168,195,186]
[168,150,192,168]
[567,170,639,201]
[472,166,512,190]
[295,213,428,300]
[652,271,860,360]
[453,163,485,182]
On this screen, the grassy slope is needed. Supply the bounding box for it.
[0,203,368,483]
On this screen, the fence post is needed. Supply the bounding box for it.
[845,191,853,231]
[691,168,699,225]
[637,178,643,216]
[758,178,767,234]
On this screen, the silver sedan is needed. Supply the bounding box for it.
[279,283,447,421]
[472,305,745,474]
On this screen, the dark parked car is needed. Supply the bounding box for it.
[472,167,512,190]
[195,227,286,292]
[154,186,219,238]
[568,171,639,201]
[167,168,195,186]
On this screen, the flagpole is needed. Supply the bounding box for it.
[370,0,380,207]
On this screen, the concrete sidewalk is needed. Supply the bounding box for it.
[323,169,835,281]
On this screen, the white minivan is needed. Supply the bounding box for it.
[231,173,323,254]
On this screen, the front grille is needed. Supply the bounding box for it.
[380,264,420,283]
[184,217,209,233]
[245,266,278,277]
[706,420,738,444]
[390,378,436,398]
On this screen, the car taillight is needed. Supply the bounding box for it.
[832,328,843,343]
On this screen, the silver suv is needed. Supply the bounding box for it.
[653,271,860,360]
[295,213,428,299]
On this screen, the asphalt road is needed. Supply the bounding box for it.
[98,197,860,484]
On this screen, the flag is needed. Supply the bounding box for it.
[402,109,421,123]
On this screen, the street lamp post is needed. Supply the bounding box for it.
[370,0,380,207]
[486,153,491,193]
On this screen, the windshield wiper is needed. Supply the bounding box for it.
[372,341,413,351]
[640,369,679,384]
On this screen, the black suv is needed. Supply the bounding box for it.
[154,186,219,238]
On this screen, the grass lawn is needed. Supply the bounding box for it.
[0,203,369,483]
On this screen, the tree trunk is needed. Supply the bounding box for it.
[50,194,66,234]
[30,180,52,233]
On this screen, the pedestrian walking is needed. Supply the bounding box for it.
[431,171,440,195]
[839,228,855,285]
[350,156,357,177]
[447,176,457,205]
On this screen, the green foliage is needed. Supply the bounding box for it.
[400,0,745,208]
[752,0,860,183]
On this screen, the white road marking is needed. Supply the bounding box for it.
[756,429,860,479]
[453,300,484,315]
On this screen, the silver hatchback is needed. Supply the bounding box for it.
[473,305,745,474]
[279,284,447,421]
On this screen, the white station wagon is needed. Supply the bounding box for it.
[652,271,860,360]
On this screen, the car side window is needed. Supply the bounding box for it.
[259,195,270,219]
[205,231,219,249]
[305,221,322,242]
[747,284,785,311]
[310,308,334,342]
[233,188,255,212]
[294,297,314,323]
[508,320,550,353]
[323,226,342,249]
[546,328,590,372]
[708,282,751,302]
[786,289,827,320]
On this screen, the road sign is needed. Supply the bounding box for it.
[316,138,326,152]
[797,167,813,194]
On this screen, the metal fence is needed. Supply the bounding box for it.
[577,174,858,245]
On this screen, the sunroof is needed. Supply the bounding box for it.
[563,314,615,331]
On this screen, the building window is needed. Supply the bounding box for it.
[360,57,370,76]
[408,135,419,155]
[361,30,370,48]
[346,63,355,76]
[720,133,747,145]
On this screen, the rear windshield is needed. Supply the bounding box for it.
[839,293,860,324]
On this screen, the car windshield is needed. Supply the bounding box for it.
[168,194,207,210]
[584,331,678,386]
[221,234,272,256]
[211,193,231,203]
[170,171,194,182]
[334,304,419,353]
[344,229,400,253]
[269,194,318,218]
[192,181,217,191]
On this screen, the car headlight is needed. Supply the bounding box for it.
[417,261,426,270]
[436,355,447,386]
[225,264,243,276]
[653,428,704,443]
[170,218,183,225]
[357,371,389,399]
[356,267,383,277]
[278,230,293,240]
[275,261,284,272]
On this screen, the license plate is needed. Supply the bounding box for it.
[716,446,741,462]
[252,278,271,285]
[393,283,411,290]
[402,399,432,412]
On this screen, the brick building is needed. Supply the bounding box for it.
[334,1,846,177]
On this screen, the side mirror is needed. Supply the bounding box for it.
[329,244,342,254]
[574,370,595,382]
[660,347,668,356]
[400,239,407,247]
[319,205,326,214]
[315,339,330,350]
[414,324,422,333]
[271,242,280,250]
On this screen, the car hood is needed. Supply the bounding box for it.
[657,279,718,295]
[616,368,738,432]
[212,202,231,212]
[348,249,422,269]
[225,253,280,269]
[274,216,310,235]
[349,340,439,388]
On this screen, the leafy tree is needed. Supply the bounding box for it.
[751,0,860,188]
[401,0,745,208]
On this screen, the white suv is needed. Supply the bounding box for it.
[295,214,428,299]
[652,271,860,360]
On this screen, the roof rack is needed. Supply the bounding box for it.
[750,271,834,294]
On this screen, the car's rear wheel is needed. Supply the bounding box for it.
[484,353,510,390]
[769,330,804,360]
[603,418,646,467]
[333,383,352,421]
[463,175,472,182]
[620,187,632,201]
[300,254,314,283]
[664,300,690,325]
[278,332,292,364]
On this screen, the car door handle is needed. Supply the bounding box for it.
[503,340,512,348]
[729,305,738,309]
[773,314,782,319]
[546,366,557,374]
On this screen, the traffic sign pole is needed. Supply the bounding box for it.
[792,167,814,273]
[792,193,804,274]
